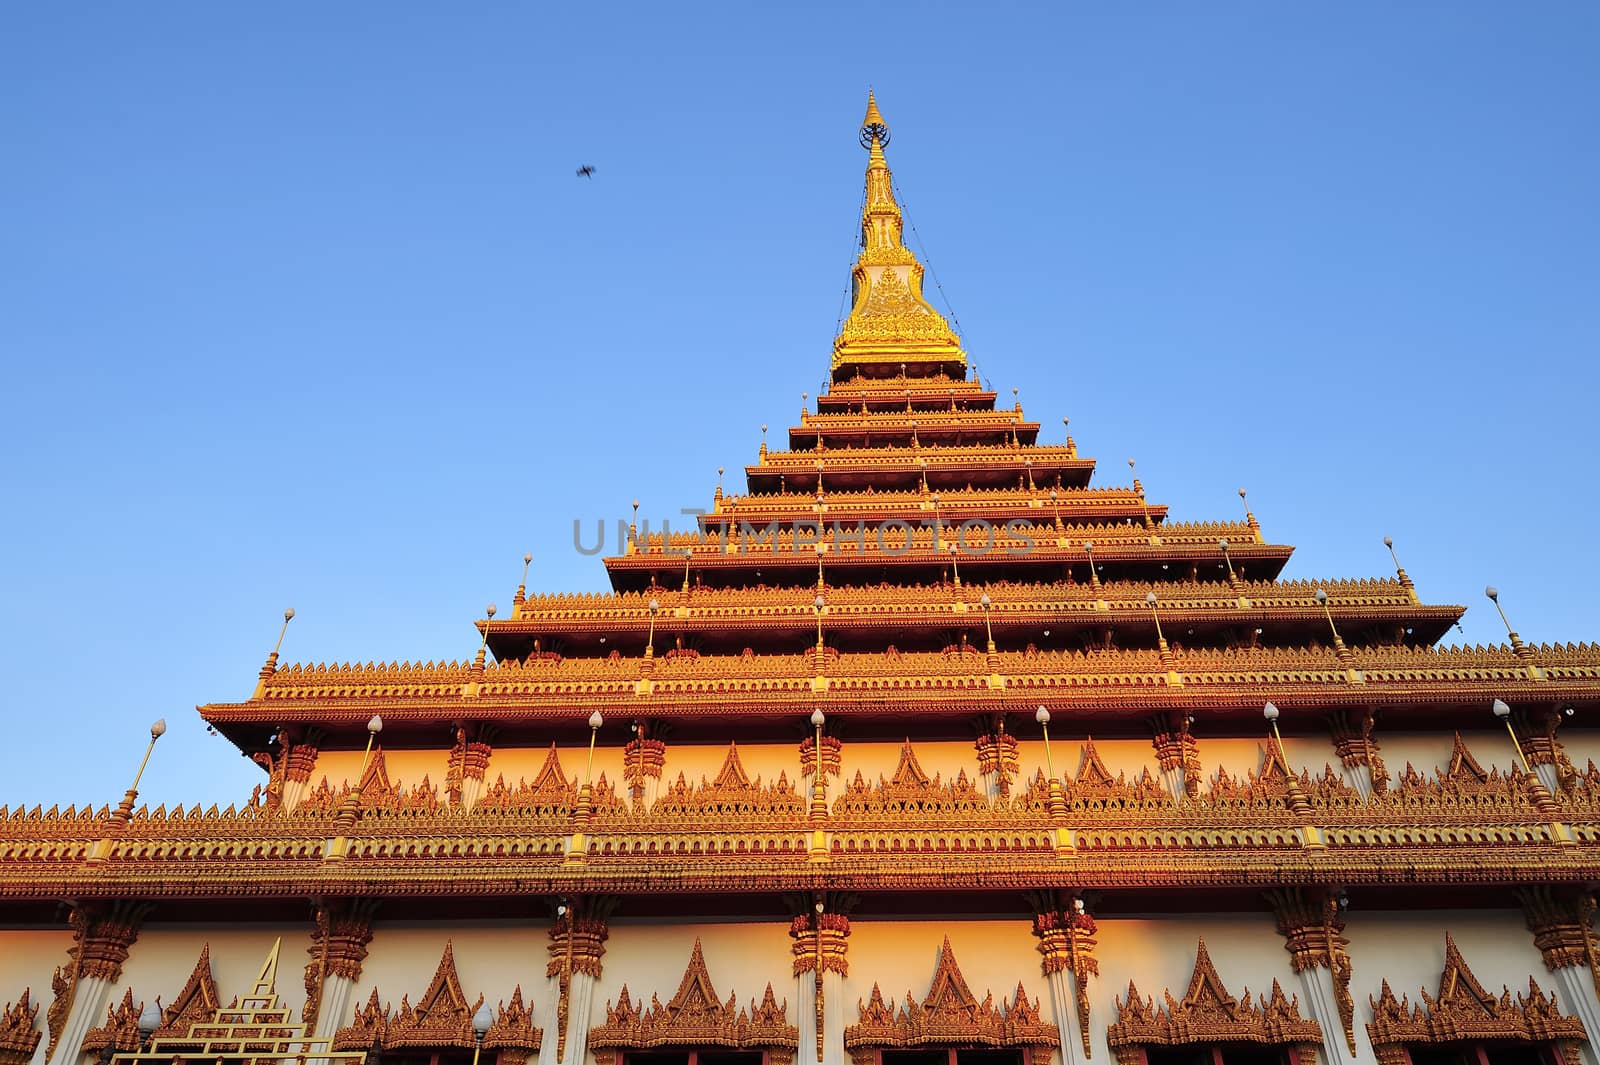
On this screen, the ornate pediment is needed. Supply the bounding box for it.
[1366,934,1587,1051]
[1444,733,1490,786]
[712,743,754,790]
[81,989,142,1055]
[335,942,488,1053]
[845,938,1057,1050]
[155,943,220,1040]
[1108,939,1321,1059]
[482,985,542,1064]
[333,988,388,1052]
[1076,740,1117,789]
[890,741,932,788]
[589,940,796,1065]
[0,991,42,1065]
[386,942,484,1050]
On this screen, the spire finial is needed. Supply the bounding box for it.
[860,91,889,148]
[835,92,964,377]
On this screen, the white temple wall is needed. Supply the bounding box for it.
[1556,727,1600,771]
[347,922,546,1015]
[0,928,72,1009]
[590,922,794,1019]
[102,924,309,1014]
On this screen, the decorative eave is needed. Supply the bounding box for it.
[198,642,1600,749]
[10,730,1600,905]
[612,526,1271,567]
[495,577,1461,650]
[702,486,1161,527]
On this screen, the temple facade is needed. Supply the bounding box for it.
[6,94,1600,1065]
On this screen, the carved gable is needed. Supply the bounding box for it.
[1444,734,1490,786]
[1107,939,1321,1065]
[845,938,1057,1053]
[1366,934,1587,1058]
[712,743,754,790]
[155,943,221,1040]
[0,991,42,1065]
[589,940,796,1065]
[385,942,484,1050]
[483,985,543,1065]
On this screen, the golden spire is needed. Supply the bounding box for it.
[833,92,964,377]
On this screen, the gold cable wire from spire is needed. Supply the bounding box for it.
[833,182,869,339]
[891,177,966,339]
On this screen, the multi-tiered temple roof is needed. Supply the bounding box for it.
[7,95,1600,913]
[200,95,1595,758]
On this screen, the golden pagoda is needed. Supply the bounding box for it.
[4,94,1600,1065]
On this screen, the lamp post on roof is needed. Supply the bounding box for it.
[809,707,830,860]
[979,593,996,653]
[646,598,660,659]
[1263,703,1323,849]
[1314,589,1362,681]
[1486,586,1537,665]
[473,604,497,673]
[1492,699,1533,775]
[1493,699,1571,839]
[470,1003,493,1065]
[1035,706,1074,855]
[359,715,383,775]
[137,1001,161,1050]
[814,594,827,652]
[1383,537,1416,601]
[1082,541,1101,591]
[947,540,963,589]
[583,712,604,786]
[1218,538,1239,585]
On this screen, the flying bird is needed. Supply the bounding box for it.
[576,165,595,179]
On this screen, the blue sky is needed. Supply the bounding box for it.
[2,4,1596,807]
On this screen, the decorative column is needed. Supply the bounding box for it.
[447,726,494,810]
[974,717,1019,803]
[1030,892,1097,1065]
[546,898,614,1065]
[789,898,851,1065]
[1267,888,1373,1065]
[1329,710,1387,800]
[303,898,379,1037]
[623,725,666,808]
[42,901,149,1065]
[1518,886,1600,1061]
[1513,708,1577,795]
[280,732,321,813]
[1150,712,1199,802]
